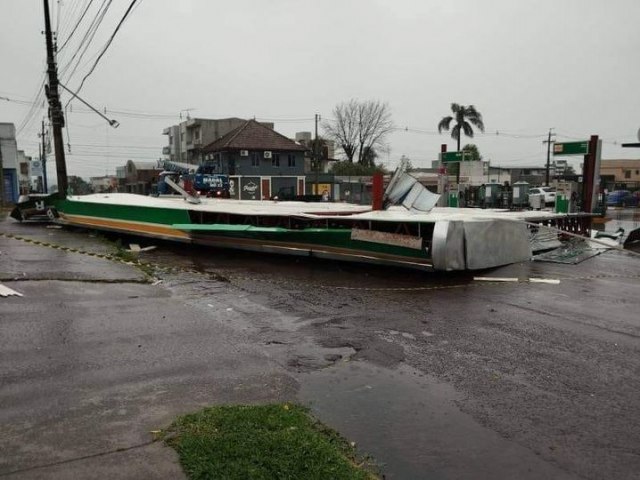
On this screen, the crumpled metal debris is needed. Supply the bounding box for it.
[533,237,605,264]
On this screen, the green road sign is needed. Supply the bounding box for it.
[553,141,589,156]
[440,151,463,163]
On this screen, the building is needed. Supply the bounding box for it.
[294,131,337,174]
[120,160,163,195]
[162,117,274,164]
[0,123,19,203]
[16,150,33,195]
[508,166,549,186]
[600,159,640,187]
[115,165,125,191]
[202,120,307,200]
[429,160,514,186]
[90,175,118,193]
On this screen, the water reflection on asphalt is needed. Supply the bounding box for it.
[299,362,573,480]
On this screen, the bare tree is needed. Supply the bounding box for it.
[323,99,394,165]
[323,100,359,162]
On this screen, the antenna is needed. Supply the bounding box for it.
[180,108,194,121]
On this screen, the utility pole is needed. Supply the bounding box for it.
[314,113,320,196]
[543,128,555,186]
[43,0,68,196]
[40,119,48,193]
[438,143,448,207]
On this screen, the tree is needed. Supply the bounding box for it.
[437,103,485,152]
[67,175,92,194]
[399,154,414,171]
[361,146,377,167]
[305,137,329,171]
[323,99,394,165]
[461,144,482,161]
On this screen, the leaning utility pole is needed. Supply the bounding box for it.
[543,128,555,186]
[43,0,68,196]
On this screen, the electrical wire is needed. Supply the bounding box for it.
[58,0,95,53]
[55,0,62,39]
[59,0,112,80]
[72,0,140,99]
[15,73,47,139]
[57,0,82,40]
[0,96,37,106]
[63,1,114,84]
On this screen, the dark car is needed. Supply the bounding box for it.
[606,190,639,207]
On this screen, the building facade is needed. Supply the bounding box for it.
[16,150,33,195]
[202,120,307,200]
[162,117,274,164]
[0,123,19,203]
[600,159,640,184]
[90,175,118,193]
[294,131,337,175]
[120,160,163,195]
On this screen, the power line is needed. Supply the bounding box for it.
[58,0,96,53]
[72,0,140,98]
[59,0,112,81]
[55,0,62,38]
[0,95,37,106]
[15,71,48,138]
[56,0,82,40]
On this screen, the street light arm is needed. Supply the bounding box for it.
[59,83,119,128]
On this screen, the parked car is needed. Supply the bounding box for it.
[529,186,556,205]
[606,190,639,207]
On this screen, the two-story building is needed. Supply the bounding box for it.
[120,160,163,195]
[600,159,640,189]
[201,120,307,200]
[162,117,274,164]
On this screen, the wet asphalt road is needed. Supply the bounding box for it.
[1,211,640,479]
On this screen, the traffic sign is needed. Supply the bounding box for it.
[440,151,463,163]
[553,141,589,156]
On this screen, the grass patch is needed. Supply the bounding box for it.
[107,237,157,278]
[164,403,378,480]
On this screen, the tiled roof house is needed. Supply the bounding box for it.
[201,120,308,200]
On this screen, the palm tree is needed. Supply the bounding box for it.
[437,104,485,152]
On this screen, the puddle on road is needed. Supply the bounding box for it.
[298,361,572,480]
[593,208,640,240]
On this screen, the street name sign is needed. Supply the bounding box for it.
[440,151,463,163]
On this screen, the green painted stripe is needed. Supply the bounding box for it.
[59,199,191,225]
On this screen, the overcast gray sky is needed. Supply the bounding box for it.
[1,0,639,179]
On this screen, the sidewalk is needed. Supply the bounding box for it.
[0,216,297,479]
